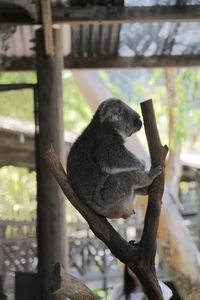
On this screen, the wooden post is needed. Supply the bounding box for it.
[196,172,200,248]
[35,28,67,300]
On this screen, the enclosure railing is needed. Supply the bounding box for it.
[0,216,199,284]
[0,219,139,277]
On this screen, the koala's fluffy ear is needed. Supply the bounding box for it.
[99,99,121,123]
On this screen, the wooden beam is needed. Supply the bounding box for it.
[0,129,72,170]
[0,83,35,91]
[64,54,200,69]
[41,0,54,56]
[53,5,200,24]
[1,56,36,71]
[0,4,34,24]
[2,54,200,71]
[0,0,37,20]
[1,4,200,25]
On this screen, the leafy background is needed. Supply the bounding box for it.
[0,69,200,220]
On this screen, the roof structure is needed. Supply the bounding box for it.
[0,0,200,70]
[0,116,75,169]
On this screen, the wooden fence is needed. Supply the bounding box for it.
[0,213,199,290]
[0,219,141,288]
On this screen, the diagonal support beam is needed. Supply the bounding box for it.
[41,0,54,56]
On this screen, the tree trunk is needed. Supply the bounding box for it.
[158,192,200,300]
[196,172,200,249]
[164,68,182,203]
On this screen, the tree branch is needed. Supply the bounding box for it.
[44,144,139,263]
[48,262,98,300]
[44,99,167,299]
[140,99,168,266]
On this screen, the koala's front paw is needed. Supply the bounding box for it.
[150,164,163,179]
[154,165,163,175]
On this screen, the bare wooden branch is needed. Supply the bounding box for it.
[48,262,98,300]
[44,146,164,299]
[140,100,168,265]
[43,145,139,265]
[44,99,168,299]
[41,0,54,56]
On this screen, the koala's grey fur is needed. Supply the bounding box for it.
[67,98,162,219]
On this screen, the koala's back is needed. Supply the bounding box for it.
[67,125,106,206]
[67,99,161,219]
[67,123,136,219]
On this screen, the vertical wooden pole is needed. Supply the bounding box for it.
[35,28,67,300]
[196,172,200,248]
[0,227,4,274]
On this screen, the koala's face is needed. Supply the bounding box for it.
[98,98,142,138]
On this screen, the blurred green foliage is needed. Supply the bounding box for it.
[0,71,92,220]
[0,72,36,122]
[92,287,112,300]
[63,71,92,133]
[176,69,200,148]
[0,69,200,221]
[0,166,36,220]
[100,68,200,151]
[0,71,92,133]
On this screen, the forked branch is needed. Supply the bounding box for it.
[44,99,168,299]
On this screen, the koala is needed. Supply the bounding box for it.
[67,98,162,219]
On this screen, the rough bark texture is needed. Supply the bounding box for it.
[140,101,168,265]
[44,99,167,299]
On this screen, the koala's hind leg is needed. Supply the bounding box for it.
[99,173,135,219]
[135,187,148,195]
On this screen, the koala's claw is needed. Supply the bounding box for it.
[149,164,163,179]
[129,240,138,247]
[155,165,163,175]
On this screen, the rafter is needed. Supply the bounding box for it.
[3,54,200,71]
[0,83,35,91]
[0,4,200,25]
[63,55,200,69]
